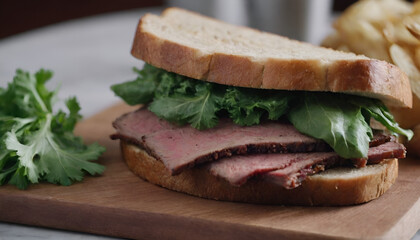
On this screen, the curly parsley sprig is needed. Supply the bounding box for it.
[0,69,105,189]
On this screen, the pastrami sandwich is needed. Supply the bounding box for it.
[111,8,413,206]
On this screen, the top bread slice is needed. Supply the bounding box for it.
[131,7,412,108]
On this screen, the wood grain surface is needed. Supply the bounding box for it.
[0,103,420,240]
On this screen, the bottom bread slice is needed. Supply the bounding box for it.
[121,141,398,206]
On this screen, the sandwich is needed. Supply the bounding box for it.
[110,8,413,206]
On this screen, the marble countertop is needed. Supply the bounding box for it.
[1,6,419,240]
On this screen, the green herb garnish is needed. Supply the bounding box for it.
[0,69,105,189]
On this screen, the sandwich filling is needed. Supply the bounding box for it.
[111,108,405,189]
[111,63,410,189]
[112,64,412,158]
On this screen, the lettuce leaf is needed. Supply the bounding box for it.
[111,65,160,105]
[223,87,290,126]
[288,93,373,158]
[350,97,413,140]
[149,82,223,130]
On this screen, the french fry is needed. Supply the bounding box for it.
[336,20,390,61]
[389,44,420,98]
[405,15,420,40]
[335,0,410,28]
[384,21,420,46]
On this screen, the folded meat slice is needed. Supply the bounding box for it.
[209,141,406,189]
[111,108,177,144]
[144,122,330,174]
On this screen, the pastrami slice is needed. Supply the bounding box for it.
[210,152,339,187]
[143,121,329,174]
[209,152,338,186]
[111,108,177,145]
[365,141,406,164]
[266,141,406,189]
[209,142,405,189]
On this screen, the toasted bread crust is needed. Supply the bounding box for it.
[131,8,412,108]
[121,141,398,206]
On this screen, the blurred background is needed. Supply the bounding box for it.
[0,0,362,44]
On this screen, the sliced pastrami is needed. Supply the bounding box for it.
[264,155,343,189]
[366,141,406,164]
[209,152,338,186]
[143,121,329,175]
[370,132,394,147]
[111,108,177,145]
[266,141,406,189]
[210,141,406,188]
[111,109,395,176]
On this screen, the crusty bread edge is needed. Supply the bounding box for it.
[131,8,412,108]
[121,141,398,206]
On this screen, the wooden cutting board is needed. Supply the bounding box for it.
[1,103,420,240]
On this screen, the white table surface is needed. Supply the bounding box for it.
[1,6,420,240]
